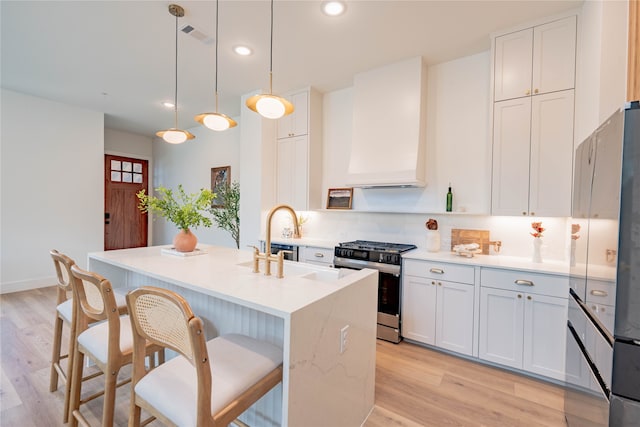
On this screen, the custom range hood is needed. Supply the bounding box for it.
[347,56,427,188]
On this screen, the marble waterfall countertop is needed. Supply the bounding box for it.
[88,244,374,318]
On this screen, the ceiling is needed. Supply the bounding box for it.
[1,0,583,137]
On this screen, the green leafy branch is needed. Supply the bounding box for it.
[137,185,214,232]
[209,181,240,248]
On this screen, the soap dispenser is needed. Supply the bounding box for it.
[446,184,453,212]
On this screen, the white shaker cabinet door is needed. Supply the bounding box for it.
[491,97,531,216]
[435,280,474,356]
[277,90,309,139]
[494,28,533,102]
[479,287,524,369]
[528,89,575,217]
[522,293,568,381]
[401,275,437,345]
[531,15,577,96]
[276,135,309,210]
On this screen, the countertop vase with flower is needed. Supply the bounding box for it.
[532,238,543,263]
[530,221,545,263]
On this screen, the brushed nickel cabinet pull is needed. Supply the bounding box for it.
[429,268,444,274]
[314,253,324,258]
[590,289,608,297]
[515,279,534,287]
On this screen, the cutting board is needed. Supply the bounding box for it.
[450,229,491,255]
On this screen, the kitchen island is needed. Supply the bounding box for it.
[88,245,378,427]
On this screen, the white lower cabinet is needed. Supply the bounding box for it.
[479,269,568,381]
[402,262,474,356]
[299,246,334,267]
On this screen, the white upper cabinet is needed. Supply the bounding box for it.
[494,15,576,102]
[277,90,309,139]
[491,14,577,217]
[275,88,323,210]
[528,90,575,216]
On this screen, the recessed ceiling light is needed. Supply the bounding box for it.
[162,101,175,108]
[233,45,252,56]
[322,1,346,17]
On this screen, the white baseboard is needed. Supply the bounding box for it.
[1,276,56,294]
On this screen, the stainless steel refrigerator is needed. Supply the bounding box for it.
[565,101,640,426]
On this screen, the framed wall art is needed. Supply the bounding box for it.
[326,187,353,209]
[211,166,231,208]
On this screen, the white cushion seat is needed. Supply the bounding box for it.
[134,333,283,426]
[77,315,134,365]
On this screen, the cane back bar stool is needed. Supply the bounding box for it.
[126,286,284,427]
[67,265,163,427]
[49,249,128,423]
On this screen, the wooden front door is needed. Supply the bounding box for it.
[104,155,148,250]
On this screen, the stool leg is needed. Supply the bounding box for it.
[63,315,77,423]
[49,313,64,392]
[68,348,84,427]
[101,365,120,427]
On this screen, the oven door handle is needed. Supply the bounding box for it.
[333,257,401,275]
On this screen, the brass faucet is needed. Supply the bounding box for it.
[253,204,300,277]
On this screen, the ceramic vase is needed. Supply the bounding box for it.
[426,230,441,253]
[532,238,543,263]
[174,229,197,252]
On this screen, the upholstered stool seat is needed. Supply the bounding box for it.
[127,286,284,427]
[135,334,282,426]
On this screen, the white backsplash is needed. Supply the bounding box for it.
[294,211,571,262]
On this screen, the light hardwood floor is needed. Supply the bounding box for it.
[0,286,567,426]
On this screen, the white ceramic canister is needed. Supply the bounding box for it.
[426,230,441,252]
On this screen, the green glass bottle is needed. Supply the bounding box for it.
[446,185,453,212]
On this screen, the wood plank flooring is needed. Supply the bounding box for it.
[0,286,567,426]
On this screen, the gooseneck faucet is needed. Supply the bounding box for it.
[253,204,300,277]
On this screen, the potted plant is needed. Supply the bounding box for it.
[209,181,240,249]
[137,185,215,252]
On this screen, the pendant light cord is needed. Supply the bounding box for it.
[214,0,219,111]
[269,0,274,93]
[174,9,179,128]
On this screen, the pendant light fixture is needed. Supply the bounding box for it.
[245,0,294,119]
[157,4,195,144]
[194,0,237,131]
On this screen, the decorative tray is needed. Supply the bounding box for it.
[161,247,208,257]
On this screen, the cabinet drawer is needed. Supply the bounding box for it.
[586,279,616,306]
[301,246,334,266]
[404,260,475,284]
[481,268,568,298]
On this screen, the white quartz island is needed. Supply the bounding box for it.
[88,245,378,427]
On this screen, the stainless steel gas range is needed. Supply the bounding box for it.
[334,240,417,343]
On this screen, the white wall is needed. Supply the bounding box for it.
[104,128,152,159]
[321,51,491,215]
[1,89,104,293]
[150,119,241,249]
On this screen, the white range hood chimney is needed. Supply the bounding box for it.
[347,56,427,188]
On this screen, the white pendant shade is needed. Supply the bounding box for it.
[198,112,237,131]
[156,128,194,144]
[257,96,286,119]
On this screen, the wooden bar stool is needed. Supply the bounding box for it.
[126,286,283,427]
[49,249,128,423]
[67,266,162,427]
